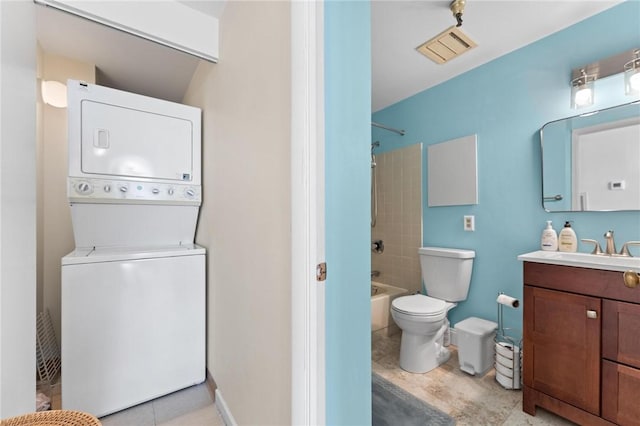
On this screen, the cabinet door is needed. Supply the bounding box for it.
[524,286,601,415]
[602,360,640,425]
[603,299,640,369]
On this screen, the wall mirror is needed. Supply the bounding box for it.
[541,101,640,212]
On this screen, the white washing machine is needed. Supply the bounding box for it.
[61,80,205,417]
[62,245,205,417]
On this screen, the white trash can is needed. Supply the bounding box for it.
[455,317,497,376]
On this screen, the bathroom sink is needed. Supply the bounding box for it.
[518,250,640,272]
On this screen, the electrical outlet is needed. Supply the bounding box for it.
[464,215,475,231]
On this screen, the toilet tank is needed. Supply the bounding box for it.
[419,247,475,302]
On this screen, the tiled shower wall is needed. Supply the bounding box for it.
[371,143,422,294]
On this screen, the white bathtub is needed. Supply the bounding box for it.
[371,281,408,333]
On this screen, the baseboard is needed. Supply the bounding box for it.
[205,370,217,402]
[449,327,458,346]
[215,388,238,426]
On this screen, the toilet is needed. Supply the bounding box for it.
[391,247,475,373]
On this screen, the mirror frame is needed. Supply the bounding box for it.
[540,100,640,212]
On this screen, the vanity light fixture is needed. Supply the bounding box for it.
[624,49,640,96]
[571,69,595,109]
[570,47,640,109]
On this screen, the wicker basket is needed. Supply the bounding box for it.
[1,410,101,426]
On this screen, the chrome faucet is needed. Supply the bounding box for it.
[371,240,384,254]
[604,230,616,255]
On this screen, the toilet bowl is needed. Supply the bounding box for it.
[390,247,475,373]
[391,294,456,373]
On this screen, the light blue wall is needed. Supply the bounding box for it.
[372,2,640,330]
[325,1,372,425]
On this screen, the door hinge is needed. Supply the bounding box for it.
[316,262,327,281]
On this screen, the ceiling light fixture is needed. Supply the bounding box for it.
[570,47,640,109]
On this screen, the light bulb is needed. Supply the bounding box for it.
[570,70,595,109]
[625,69,640,96]
[41,80,67,108]
[574,87,592,106]
[571,83,594,109]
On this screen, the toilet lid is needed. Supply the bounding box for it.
[392,294,446,316]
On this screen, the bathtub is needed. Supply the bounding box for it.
[371,281,408,334]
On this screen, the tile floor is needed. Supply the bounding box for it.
[372,329,576,425]
[50,381,224,426]
[44,330,576,426]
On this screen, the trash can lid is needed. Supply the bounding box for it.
[454,317,497,336]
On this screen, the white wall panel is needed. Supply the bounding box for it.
[0,0,37,418]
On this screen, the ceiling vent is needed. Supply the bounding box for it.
[416,26,477,64]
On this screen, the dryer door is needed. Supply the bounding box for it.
[80,100,194,182]
[67,80,201,186]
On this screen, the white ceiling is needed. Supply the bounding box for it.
[35,1,623,108]
[371,0,623,111]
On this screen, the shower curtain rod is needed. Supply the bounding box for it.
[371,121,405,136]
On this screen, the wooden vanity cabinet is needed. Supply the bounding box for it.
[523,286,601,415]
[602,300,640,425]
[523,262,640,426]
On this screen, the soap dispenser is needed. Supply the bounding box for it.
[541,220,558,251]
[558,221,578,252]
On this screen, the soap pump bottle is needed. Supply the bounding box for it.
[558,221,578,252]
[541,220,558,251]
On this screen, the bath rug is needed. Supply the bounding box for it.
[372,373,455,426]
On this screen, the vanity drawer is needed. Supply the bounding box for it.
[603,299,640,369]
[524,262,640,303]
[602,360,640,425]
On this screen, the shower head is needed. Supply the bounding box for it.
[371,141,380,155]
[371,141,380,167]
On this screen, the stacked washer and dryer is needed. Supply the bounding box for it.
[61,80,205,417]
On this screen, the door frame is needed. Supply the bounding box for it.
[291,1,325,424]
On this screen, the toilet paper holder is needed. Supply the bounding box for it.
[495,292,522,390]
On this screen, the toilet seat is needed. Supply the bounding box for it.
[391,294,446,317]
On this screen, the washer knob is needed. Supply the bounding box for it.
[104,185,111,193]
[119,185,128,193]
[168,188,174,196]
[76,182,92,194]
[185,188,195,198]
[152,188,160,195]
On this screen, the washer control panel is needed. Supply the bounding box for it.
[68,178,201,205]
